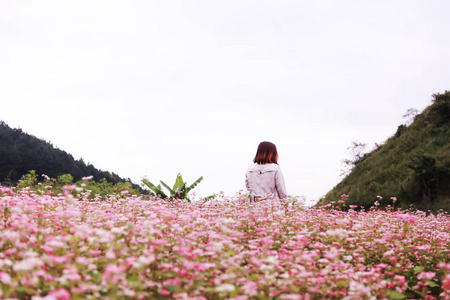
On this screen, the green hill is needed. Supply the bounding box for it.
[0,121,140,190]
[322,91,450,212]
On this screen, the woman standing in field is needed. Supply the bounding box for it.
[245,141,287,201]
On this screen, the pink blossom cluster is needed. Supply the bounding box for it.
[0,188,449,299]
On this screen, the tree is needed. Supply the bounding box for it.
[340,141,367,177]
[402,108,419,126]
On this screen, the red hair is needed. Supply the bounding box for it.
[253,141,278,164]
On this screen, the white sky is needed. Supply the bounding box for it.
[1,1,449,204]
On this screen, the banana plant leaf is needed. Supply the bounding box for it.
[186,176,203,193]
[160,180,174,196]
[173,174,185,191]
[142,174,203,200]
[142,178,168,198]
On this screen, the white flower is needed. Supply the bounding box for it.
[326,228,348,238]
[13,257,44,271]
[138,255,155,265]
[265,256,279,265]
[216,283,235,292]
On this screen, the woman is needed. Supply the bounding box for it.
[245,141,287,201]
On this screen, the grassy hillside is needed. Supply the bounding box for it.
[322,91,450,212]
[0,121,141,191]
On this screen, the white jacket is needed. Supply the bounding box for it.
[245,163,287,201]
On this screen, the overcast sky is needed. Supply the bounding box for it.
[1,1,449,204]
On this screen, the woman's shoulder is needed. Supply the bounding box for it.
[247,163,280,172]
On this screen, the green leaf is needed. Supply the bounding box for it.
[160,180,174,195]
[127,275,139,283]
[173,174,185,191]
[335,280,348,288]
[142,179,168,198]
[289,284,300,292]
[249,273,259,281]
[164,284,176,293]
[386,291,406,300]
[186,176,203,193]
[426,280,439,287]
[142,178,157,191]
[413,266,424,274]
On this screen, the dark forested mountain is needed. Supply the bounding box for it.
[0,121,138,188]
[322,91,450,212]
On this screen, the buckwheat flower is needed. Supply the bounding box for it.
[279,295,302,300]
[48,288,71,300]
[0,259,12,267]
[82,175,93,180]
[418,272,436,280]
[394,275,407,287]
[326,228,347,239]
[63,184,77,191]
[49,255,67,264]
[442,274,450,290]
[216,283,235,292]
[0,272,12,285]
[137,255,156,265]
[13,257,44,271]
[265,256,279,265]
[105,250,116,260]
[438,262,450,271]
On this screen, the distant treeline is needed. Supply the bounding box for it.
[322,91,450,212]
[0,121,141,191]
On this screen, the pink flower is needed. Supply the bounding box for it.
[63,185,77,191]
[162,278,181,286]
[393,275,406,286]
[441,274,450,290]
[0,272,12,285]
[48,288,71,300]
[49,255,67,264]
[418,272,436,280]
[159,288,170,296]
[104,264,126,275]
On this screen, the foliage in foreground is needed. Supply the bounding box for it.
[1,186,450,299]
[16,170,141,200]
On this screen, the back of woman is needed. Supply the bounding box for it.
[245,141,287,201]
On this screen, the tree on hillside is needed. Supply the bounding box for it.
[402,108,419,126]
[340,140,367,177]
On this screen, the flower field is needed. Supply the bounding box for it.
[1,187,450,299]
